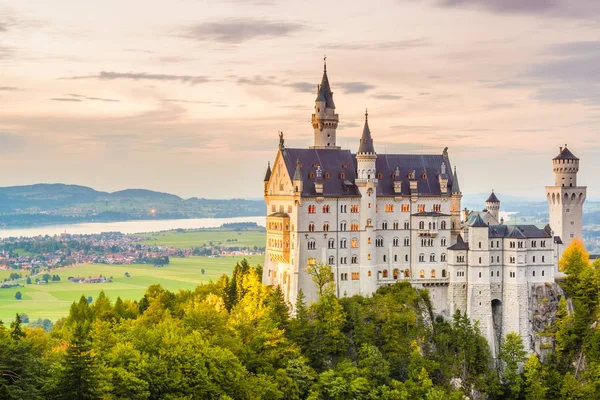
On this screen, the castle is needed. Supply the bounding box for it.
[262,62,587,355]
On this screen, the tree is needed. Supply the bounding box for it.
[523,354,547,400]
[124,272,130,278]
[14,291,22,300]
[559,238,589,295]
[26,276,31,284]
[20,313,29,324]
[304,262,334,297]
[87,296,93,304]
[499,332,527,398]
[201,268,205,275]
[10,313,25,340]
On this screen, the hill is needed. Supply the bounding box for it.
[0,184,263,228]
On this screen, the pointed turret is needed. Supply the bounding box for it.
[357,109,375,154]
[485,190,500,222]
[452,166,461,194]
[293,160,303,194]
[311,58,339,148]
[264,162,272,182]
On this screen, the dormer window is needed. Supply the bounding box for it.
[313,162,319,168]
[377,172,383,179]
[324,172,330,179]
[309,172,315,179]
[340,172,345,179]
[422,172,427,179]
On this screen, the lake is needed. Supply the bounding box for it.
[0,216,266,238]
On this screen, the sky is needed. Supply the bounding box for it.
[1,0,600,200]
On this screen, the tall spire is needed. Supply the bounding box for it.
[357,109,375,154]
[311,58,339,148]
[452,166,461,194]
[264,161,272,182]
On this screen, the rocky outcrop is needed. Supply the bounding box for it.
[529,282,562,361]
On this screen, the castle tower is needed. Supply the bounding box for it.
[447,234,469,317]
[311,59,340,149]
[466,215,494,351]
[485,191,500,222]
[355,110,378,294]
[450,166,462,241]
[545,145,586,250]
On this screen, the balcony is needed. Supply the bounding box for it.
[418,229,438,237]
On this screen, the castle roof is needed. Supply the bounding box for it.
[448,235,469,250]
[452,166,461,193]
[357,111,375,154]
[486,191,500,203]
[469,214,488,227]
[315,66,335,109]
[264,162,272,182]
[488,225,551,239]
[553,145,578,161]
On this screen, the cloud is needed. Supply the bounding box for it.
[372,94,403,100]
[61,71,210,85]
[544,41,600,56]
[287,82,315,93]
[161,98,226,106]
[0,132,24,154]
[0,86,18,90]
[181,18,305,43]
[338,82,375,94]
[235,75,317,93]
[338,122,361,130]
[64,93,120,102]
[485,81,535,89]
[436,0,600,18]
[321,37,431,51]
[50,98,82,102]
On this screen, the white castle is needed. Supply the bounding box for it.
[262,62,587,355]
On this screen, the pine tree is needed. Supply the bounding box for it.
[58,321,99,400]
[9,313,25,340]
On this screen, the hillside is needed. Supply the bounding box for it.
[0,184,263,228]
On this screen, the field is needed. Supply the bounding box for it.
[139,228,266,249]
[0,255,263,324]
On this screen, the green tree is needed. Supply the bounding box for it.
[14,291,22,300]
[305,262,334,297]
[499,332,527,398]
[523,354,547,400]
[10,313,26,340]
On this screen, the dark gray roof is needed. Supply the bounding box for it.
[293,160,302,181]
[452,166,460,193]
[315,68,335,109]
[412,211,450,217]
[486,191,500,203]
[448,235,469,251]
[374,154,455,196]
[264,162,272,182]
[488,225,551,239]
[282,148,360,197]
[553,146,578,160]
[470,214,488,227]
[358,113,375,154]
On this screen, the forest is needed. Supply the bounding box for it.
[0,239,599,399]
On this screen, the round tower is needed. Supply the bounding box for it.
[485,190,500,223]
[311,59,339,149]
[552,144,579,187]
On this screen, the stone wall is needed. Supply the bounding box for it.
[529,282,562,361]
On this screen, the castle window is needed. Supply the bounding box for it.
[405,254,409,262]
[393,221,399,229]
[329,256,335,265]
[351,256,358,264]
[368,253,371,260]
[307,257,316,265]
[441,238,447,247]
[533,270,536,277]
[441,253,446,262]
[308,205,315,213]
[533,256,536,263]
[323,223,329,232]
[491,241,494,248]
[478,272,481,278]
[368,237,371,244]
[307,240,316,250]
[376,238,384,247]
[328,238,335,249]
[351,239,358,248]
[351,205,359,213]
[383,269,388,278]
[419,221,425,229]
[497,271,500,277]
[366,218,372,227]
[351,223,359,231]
[419,253,425,262]
[402,204,410,212]
[404,237,410,246]
[404,269,410,277]
[442,269,446,277]
[382,221,388,230]
[542,270,545,276]
[368,271,371,277]
[393,269,399,279]
[340,238,347,248]
[422,172,427,179]
[430,254,436,262]
[404,221,410,229]
[340,204,347,213]
[313,162,318,168]
[323,205,330,213]
[478,242,482,249]
[420,269,425,278]
[340,172,345,179]
[383,255,387,262]
[324,172,330,179]
[340,273,347,280]
[433,204,441,212]
[394,254,398,262]
[308,223,315,232]
[393,238,399,247]
[377,172,383,179]
[385,204,394,212]
[342,163,348,168]
[431,269,436,278]
[351,272,359,280]
[418,204,426,212]
[340,222,347,231]
[309,172,315,179]
[542,256,545,262]
[441,221,447,230]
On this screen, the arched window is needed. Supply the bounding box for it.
[323,205,330,213]
[404,269,410,277]
[308,223,315,232]
[419,269,425,278]
[351,239,358,248]
[430,253,435,262]
[340,238,347,248]
[393,269,399,280]
[307,240,316,250]
[441,221,446,230]
[441,253,446,262]
[431,269,436,278]
[383,269,388,278]
[419,221,425,229]
[442,269,446,278]
[328,256,335,265]
[419,253,425,262]
[328,238,335,249]
[323,223,329,232]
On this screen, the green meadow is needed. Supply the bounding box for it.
[0,255,263,324]
[139,228,266,249]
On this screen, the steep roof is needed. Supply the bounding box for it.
[553,145,579,160]
[374,154,455,196]
[448,235,469,250]
[282,148,360,197]
[264,162,272,182]
[486,191,500,203]
[357,112,375,154]
[452,166,461,193]
[315,67,335,109]
[488,224,551,239]
[470,214,488,227]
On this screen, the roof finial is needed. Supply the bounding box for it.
[365,108,368,121]
[323,55,327,72]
